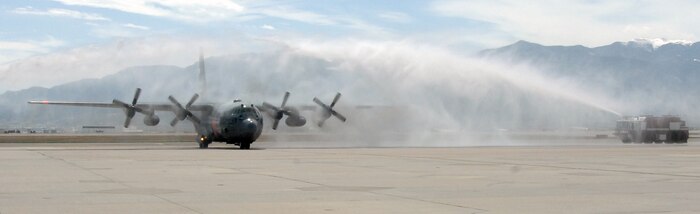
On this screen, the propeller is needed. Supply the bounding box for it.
[168,94,201,126]
[113,88,143,128]
[313,92,347,127]
[262,92,291,130]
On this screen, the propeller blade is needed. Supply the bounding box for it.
[124,116,132,128]
[168,96,184,110]
[168,94,200,126]
[132,88,141,105]
[113,98,137,128]
[313,93,346,127]
[272,119,280,130]
[331,110,347,122]
[313,97,327,108]
[330,93,341,107]
[187,113,201,124]
[113,88,148,128]
[112,99,129,108]
[262,102,280,112]
[280,92,290,108]
[168,96,187,121]
[186,93,199,108]
[265,92,297,130]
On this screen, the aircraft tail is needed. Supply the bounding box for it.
[198,49,207,100]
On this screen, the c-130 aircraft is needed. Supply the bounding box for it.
[28,53,347,149]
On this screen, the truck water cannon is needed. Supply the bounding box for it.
[615,115,689,144]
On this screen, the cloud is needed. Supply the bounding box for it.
[52,0,244,22]
[255,7,336,25]
[11,7,110,21]
[91,25,142,38]
[0,37,65,63]
[431,0,700,46]
[252,6,389,37]
[123,23,150,30]
[0,37,66,83]
[378,12,411,23]
[260,24,275,30]
[0,35,254,92]
[46,1,389,38]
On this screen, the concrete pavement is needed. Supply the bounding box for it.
[1,142,700,213]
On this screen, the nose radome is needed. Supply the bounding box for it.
[243,118,258,130]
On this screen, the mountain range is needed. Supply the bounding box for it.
[480,38,700,121]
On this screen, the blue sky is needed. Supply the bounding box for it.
[0,0,498,59]
[0,0,699,92]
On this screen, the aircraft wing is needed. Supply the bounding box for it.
[291,105,377,111]
[27,101,214,112]
[27,101,120,108]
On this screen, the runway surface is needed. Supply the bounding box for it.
[1,139,700,213]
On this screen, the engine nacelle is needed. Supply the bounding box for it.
[282,107,306,127]
[143,114,160,126]
[285,115,307,127]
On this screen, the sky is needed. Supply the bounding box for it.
[1,0,699,92]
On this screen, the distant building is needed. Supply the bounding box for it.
[81,125,116,133]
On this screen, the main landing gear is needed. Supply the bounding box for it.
[227,141,252,150]
[240,142,251,150]
[199,135,253,150]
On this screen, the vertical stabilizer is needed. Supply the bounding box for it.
[198,49,207,100]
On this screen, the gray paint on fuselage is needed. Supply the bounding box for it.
[202,102,263,143]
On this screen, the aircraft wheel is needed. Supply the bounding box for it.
[667,132,676,143]
[199,142,209,149]
[240,142,251,150]
[622,138,631,143]
[197,135,211,149]
[621,134,632,143]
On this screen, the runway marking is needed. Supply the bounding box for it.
[88,188,182,195]
[368,191,487,213]
[297,186,392,192]
[665,154,700,157]
[79,180,115,183]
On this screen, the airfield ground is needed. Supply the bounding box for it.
[1,134,700,213]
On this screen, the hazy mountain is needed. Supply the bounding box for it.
[481,39,700,85]
[5,39,698,132]
[480,39,700,123]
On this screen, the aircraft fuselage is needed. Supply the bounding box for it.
[198,103,264,148]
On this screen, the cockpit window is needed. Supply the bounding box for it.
[233,107,255,114]
[224,106,258,117]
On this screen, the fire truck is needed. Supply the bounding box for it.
[615,115,689,144]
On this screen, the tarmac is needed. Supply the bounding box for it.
[1,137,700,213]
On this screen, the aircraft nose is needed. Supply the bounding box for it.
[242,118,258,132]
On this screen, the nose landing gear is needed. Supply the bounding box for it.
[197,135,212,149]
